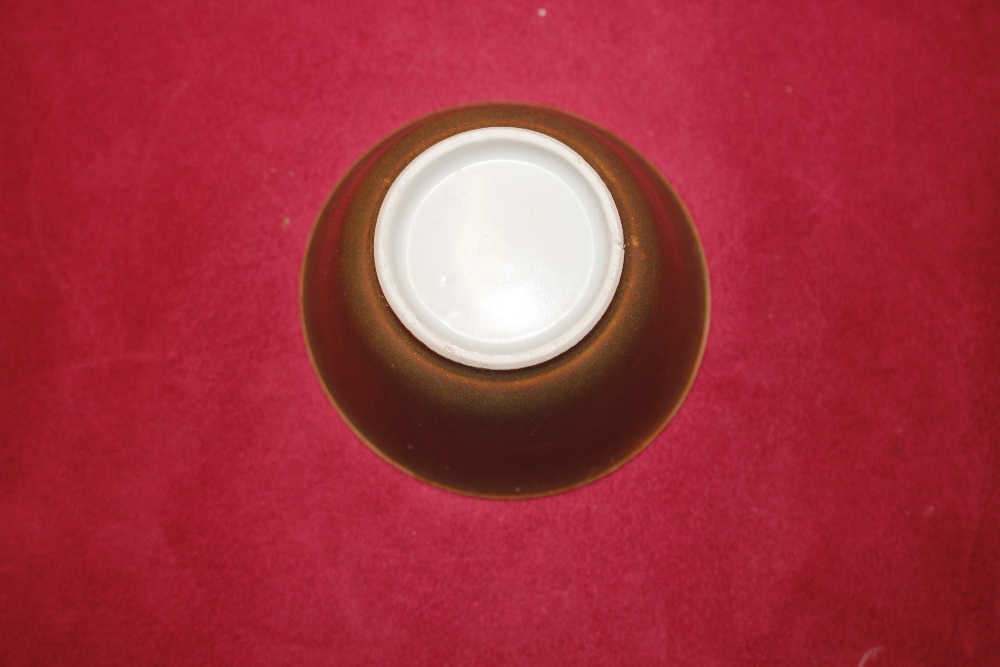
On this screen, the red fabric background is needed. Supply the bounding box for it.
[2,1,998,665]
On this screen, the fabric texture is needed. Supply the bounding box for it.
[1,1,998,665]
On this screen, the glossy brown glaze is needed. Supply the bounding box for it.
[302,103,709,498]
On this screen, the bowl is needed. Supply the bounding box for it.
[302,103,709,498]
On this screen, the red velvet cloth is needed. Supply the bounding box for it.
[2,1,998,665]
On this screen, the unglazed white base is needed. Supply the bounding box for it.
[374,127,623,370]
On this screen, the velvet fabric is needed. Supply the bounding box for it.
[2,1,998,665]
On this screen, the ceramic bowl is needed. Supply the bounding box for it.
[302,103,709,498]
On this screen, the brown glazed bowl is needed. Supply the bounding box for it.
[302,103,709,499]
